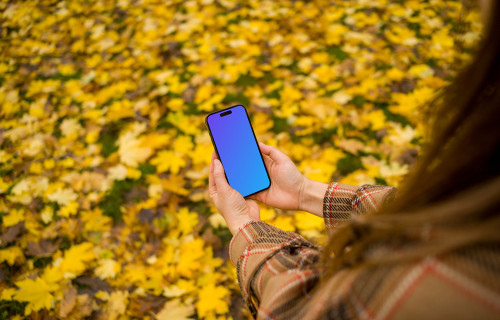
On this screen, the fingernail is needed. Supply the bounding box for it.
[215,159,222,172]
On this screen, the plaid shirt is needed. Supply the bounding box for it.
[229,182,500,319]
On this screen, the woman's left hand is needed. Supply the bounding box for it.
[209,151,260,235]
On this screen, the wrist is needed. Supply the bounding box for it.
[228,216,254,235]
[298,178,328,218]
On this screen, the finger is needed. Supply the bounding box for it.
[261,153,274,170]
[247,193,262,202]
[209,152,217,196]
[212,150,219,160]
[213,159,230,192]
[258,142,290,165]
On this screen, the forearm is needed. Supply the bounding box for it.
[230,221,319,318]
[298,178,328,218]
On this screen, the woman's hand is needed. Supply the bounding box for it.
[250,142,328,217]
[209,152,260,235]
[247,142,305,211]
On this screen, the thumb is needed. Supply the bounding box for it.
[214,159,230,191]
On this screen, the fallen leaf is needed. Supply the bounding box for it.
[156,299,194,320]
[1,222,25,244]
[14,277,58,315]
[337,139,365,154]
[59,286,77,318]
[26,239,60,257]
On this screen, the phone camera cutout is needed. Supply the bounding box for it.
[220,110,232,117]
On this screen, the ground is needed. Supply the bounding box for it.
[0,0,481,319]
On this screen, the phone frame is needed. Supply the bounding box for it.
[205,104,271,198]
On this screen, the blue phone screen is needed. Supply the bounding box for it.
[206,105,270,197]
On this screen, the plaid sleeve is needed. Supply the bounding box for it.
[323,182,397,233]
[230,221,321,319]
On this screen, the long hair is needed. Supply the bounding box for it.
[320,1,500,277]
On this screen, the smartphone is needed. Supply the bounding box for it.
[206,105,271,198]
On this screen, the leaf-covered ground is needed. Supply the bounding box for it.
[0,0,481,319]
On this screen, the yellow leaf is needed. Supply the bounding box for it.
[106,291,129,320]
[163,285,186,298]
[386,68,405,81]
[150,150,186,174]
[1,288,16,300]
[148,183,164,198]
[332,90,352,105]
[47,188,78,206]
[14,277,57,315]
[294,211,324,231]
[0,178,10,194]
[127,167,142,179]
[272,216,295,232]
[142,133,171,150]
[59,201,79,217]
[81,208,112,233]
[156,298,194,320]
[3,209,24,227]
[108,164,128,181]
[259,207,275,222]
[95,259,121,280]
[167,98,184,112]
[29,161,44,174]
[0,246,25,265]
[409,64,434,79]
[361,109,386,130]
[177,239,205,278]
[177,208,198,235]
[208,214,227,229]
[195,84,213,103]
[44,158,55,170]
[118,132,153,167]
[95,291,109,301]
[173,135,194,155]
[60,118,82,137]
[41,265,64,287]
[107,100,135,121]
[196,284,230,318]
[59,242,95,278]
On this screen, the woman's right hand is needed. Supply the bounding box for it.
[250,142,328,217]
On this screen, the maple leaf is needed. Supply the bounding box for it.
[107,290,129,320]
[118,132,153,167]
[59,286,77,318]
[177,239,205,278]
[14,277,58,315]
[108,164,128,181]
[46,188,78,206]
[2,209,24,227]
[59,242,96,278]
[95,259,121,279]
[177,208,198,235]
[0,288,16,300]
[0,0,481,318]
[156,299,195,320]
[196,284,230,318]
[150,150,186,174]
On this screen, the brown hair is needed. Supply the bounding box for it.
[321,1,500,277]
